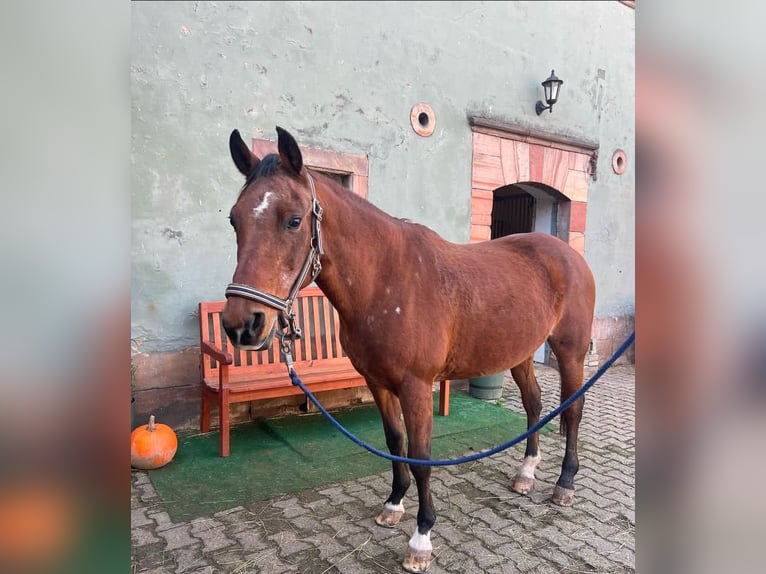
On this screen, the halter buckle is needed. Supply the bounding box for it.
[278,310,302,341]
[287,313,302,340]
[279,331,295,372]
[312,199,323,220]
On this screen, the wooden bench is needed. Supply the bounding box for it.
[199,285,451,457]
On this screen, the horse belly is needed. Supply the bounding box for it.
[338,322,443,387]
[442,304,555,379]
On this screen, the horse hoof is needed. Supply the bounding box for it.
[511,475,535,495]
[402,547,432,572]
[550,485,575,506]
[375,503,404,527]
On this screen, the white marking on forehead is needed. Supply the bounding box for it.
[252,192,274,218]
[395,307,401,315]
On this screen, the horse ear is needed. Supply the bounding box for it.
[229,129,260,177]
[276,126,303,175]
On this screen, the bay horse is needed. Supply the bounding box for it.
[221,127,596,572]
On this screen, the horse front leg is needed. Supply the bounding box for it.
[368,385,411,527]
[510,356,543,494]
[400,380,436,573]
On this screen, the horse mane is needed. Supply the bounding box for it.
[244,154,281,187]
[235,154,284,200]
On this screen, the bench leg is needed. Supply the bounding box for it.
[200,390,211,434]
[439,380,450,417]
[219,388,230,457]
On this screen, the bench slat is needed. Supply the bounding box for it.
[332,300,343,358]
[311,293,323,359]
[212,307,224,368]
[297,294,309,362]
[203,362,363,391]
[320,293,333,359]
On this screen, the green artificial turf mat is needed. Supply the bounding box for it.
[147,391,554,522]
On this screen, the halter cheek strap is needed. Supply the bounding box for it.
[224,171,324,352]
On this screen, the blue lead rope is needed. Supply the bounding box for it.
[289,331,635,467]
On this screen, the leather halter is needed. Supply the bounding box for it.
[224,171,324,350]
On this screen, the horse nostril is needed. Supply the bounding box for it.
[245,311,266,336]
[222,320,238,344]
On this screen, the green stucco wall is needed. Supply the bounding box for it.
[132,1,634,353]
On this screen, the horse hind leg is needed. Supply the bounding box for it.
[547,333,589,507]
[368,385,411,527]
[510,356,543,495]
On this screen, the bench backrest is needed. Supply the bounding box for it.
[199,286,351,379]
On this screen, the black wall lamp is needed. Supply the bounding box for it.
[535,70,564,115]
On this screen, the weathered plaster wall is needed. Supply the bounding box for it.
[131,1,634,426]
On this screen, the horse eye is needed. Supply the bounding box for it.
[287,216,302,230]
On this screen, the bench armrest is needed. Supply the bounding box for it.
[201,341,233,365]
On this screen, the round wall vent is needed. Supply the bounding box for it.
[612,149,627,175]
[410,103,436,137]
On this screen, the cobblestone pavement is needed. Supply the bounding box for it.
[132,364,635,573]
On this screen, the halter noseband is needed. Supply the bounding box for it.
[224,171,324,352]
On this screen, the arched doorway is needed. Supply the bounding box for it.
[491,182,568,240]
[491,186,535,238]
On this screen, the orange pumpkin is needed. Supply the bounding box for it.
[130,415,178,469]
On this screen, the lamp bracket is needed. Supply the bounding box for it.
[535,101,551,115]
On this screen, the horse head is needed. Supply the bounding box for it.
[222,127,317,350]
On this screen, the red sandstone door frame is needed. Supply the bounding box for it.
[468,119,598,259]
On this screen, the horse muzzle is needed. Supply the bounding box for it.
[222,311,276,351]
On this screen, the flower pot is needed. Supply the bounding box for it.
[468,372,505,400]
